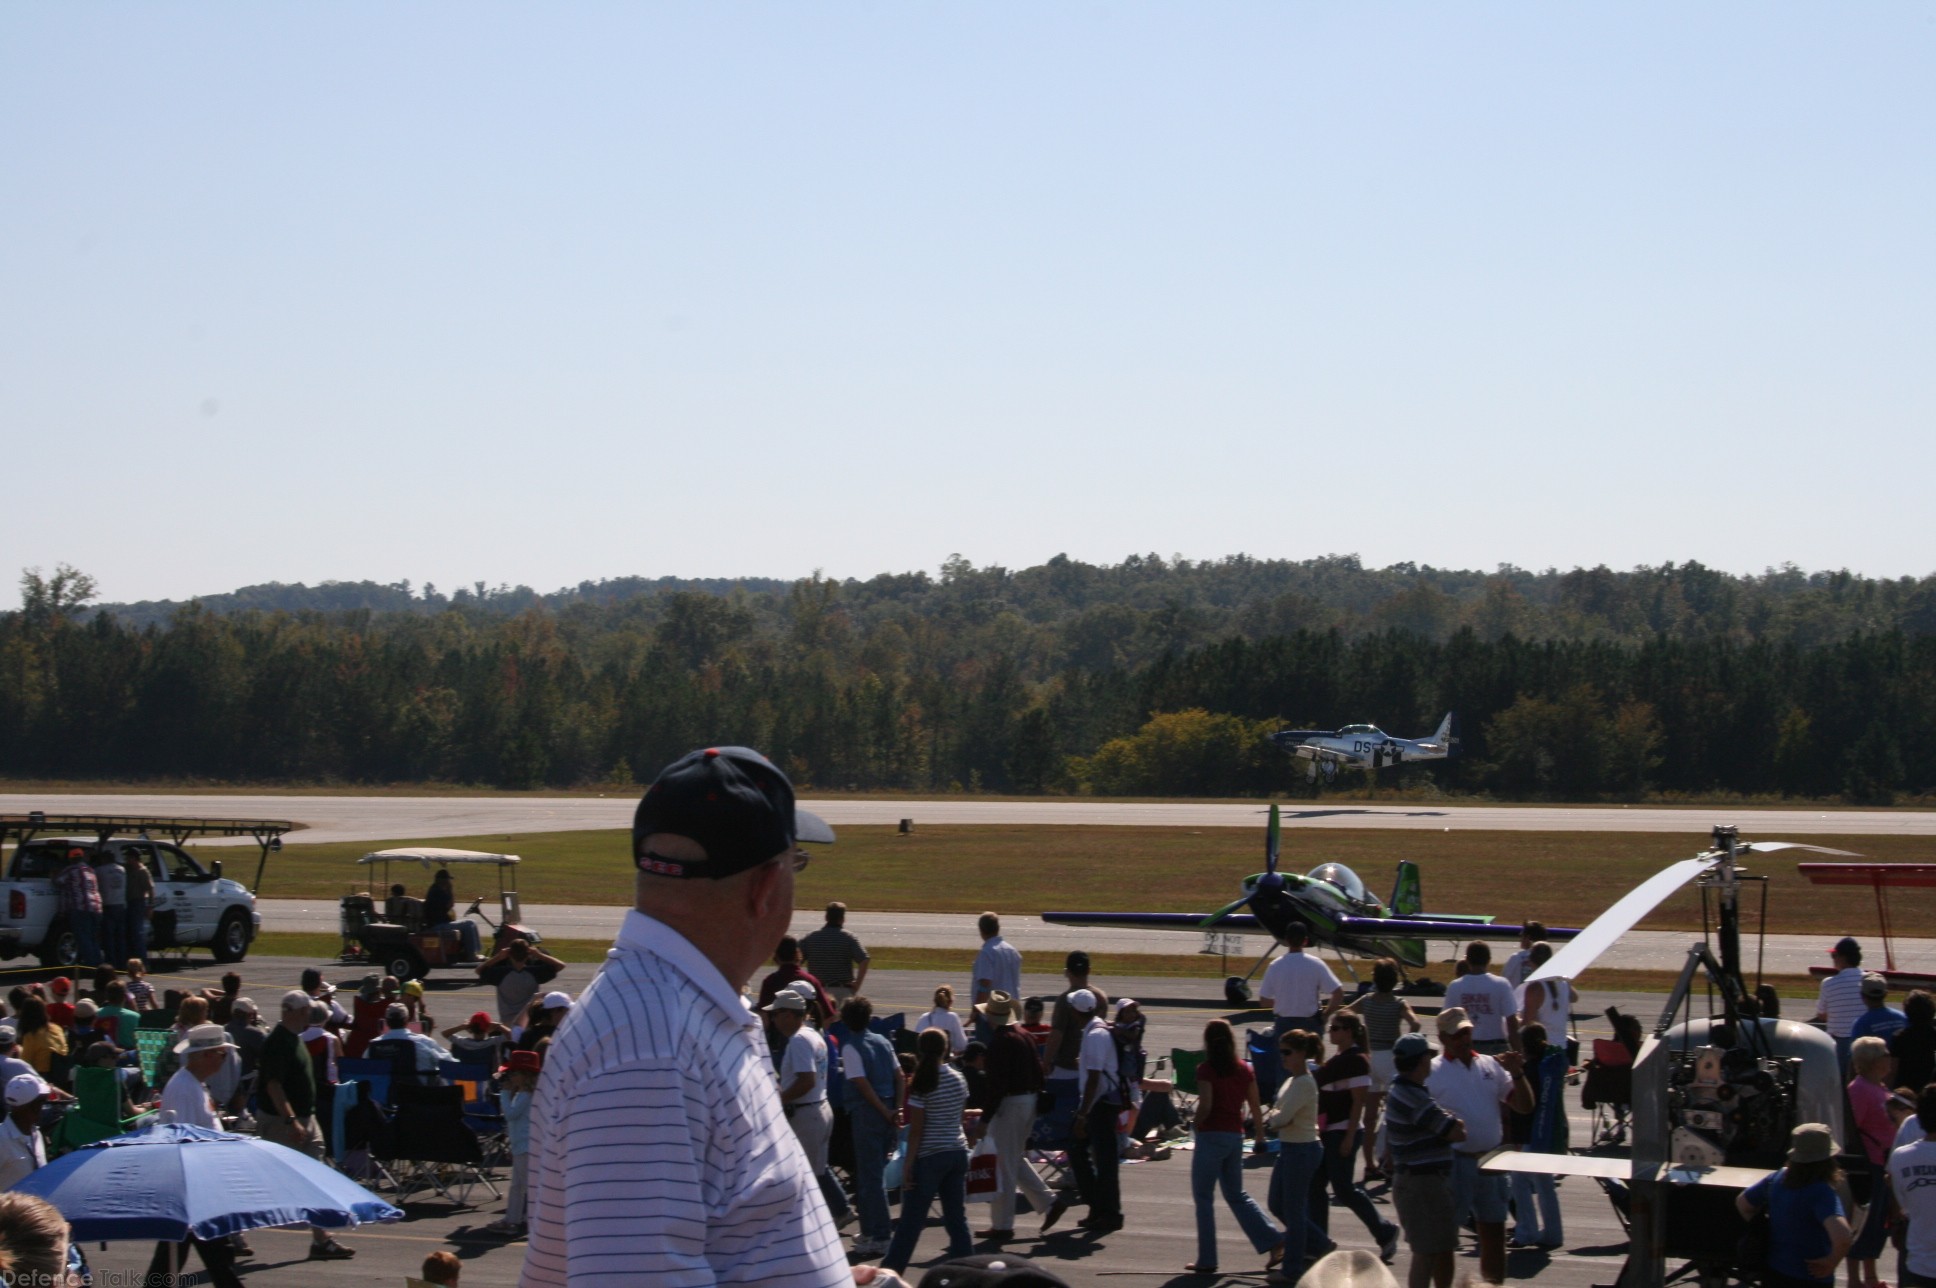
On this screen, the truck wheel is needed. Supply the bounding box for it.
[212,910,251,963]
[38,921,81,969]
[386,950,425,983]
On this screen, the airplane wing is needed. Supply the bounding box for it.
[1334,916,1579,940]
[1039,911,1264,932]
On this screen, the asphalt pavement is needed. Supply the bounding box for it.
[9,791,1936,844]
[39,949,1659,1288]
[255,897,1936,979]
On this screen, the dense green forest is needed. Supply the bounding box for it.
[4,555,1932,801]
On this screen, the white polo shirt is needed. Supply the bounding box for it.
[1261,951,1340,1018]
[1427,1051,1516,1154]
[0,1115,45,1190]
[520,910,849,1288]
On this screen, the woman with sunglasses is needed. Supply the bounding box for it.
[1265,1028,1335,1280]
[1311,1013,1402,1262]
[1185,1019,1286,1276]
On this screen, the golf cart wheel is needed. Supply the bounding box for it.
[212,910,251,963]
[39,920,81,969]
[386,950,425,983]
[1224,976,1253,1007]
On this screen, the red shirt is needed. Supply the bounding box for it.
[1199,1060,1256,1134]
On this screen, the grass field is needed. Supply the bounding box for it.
[247,823,1936,938]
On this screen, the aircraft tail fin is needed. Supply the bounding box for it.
[1431,712,1457,752]
[1390,860,1423,916]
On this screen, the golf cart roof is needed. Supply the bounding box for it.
[358,848,520,867]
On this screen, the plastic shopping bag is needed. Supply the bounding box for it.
[964,1136,999,1202]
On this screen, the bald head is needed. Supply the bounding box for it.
[635,832,796,990]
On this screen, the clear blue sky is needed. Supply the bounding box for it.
[4,5,1931,607]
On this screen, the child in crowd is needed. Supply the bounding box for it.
[486,1050,541,1236]
[414,1250,462,1286]
[124,960,157,1012]
[45,979,74,1030]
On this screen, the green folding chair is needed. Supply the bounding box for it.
[135,1029,171,1086]
[1169,1047,1206,1094]
[50,1066,155,1154]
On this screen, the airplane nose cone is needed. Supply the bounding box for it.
[1257,872,1286,893]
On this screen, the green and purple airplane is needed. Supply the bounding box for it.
[1042,804,1576,1003]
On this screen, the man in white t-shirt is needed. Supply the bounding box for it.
[1889,1085,1936,1288]
[1260,922,1342,1093]
[768,990,851,1229]
[1502,921,1547,989]
[1428,1007,1532,1285]
[1442,942,1519,1055]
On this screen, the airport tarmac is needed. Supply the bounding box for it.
[255,898,1930,978]
[8,791,1936,843]
[57,951,1646,1288]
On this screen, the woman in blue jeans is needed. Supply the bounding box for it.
[1310,1013,1401,1260]
[1266,1028,1333,1277]
[1186,1019,1286,1275]
[882,1029,975,1274]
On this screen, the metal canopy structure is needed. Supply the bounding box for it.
[0,813,294,892]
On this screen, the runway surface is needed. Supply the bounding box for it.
[255,899,1930,978]
[9,791,1936,843]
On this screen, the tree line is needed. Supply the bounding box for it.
[4,557,1931,802]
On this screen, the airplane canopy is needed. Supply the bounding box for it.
[1307,862,1371,903]
[1337,724,1383,736]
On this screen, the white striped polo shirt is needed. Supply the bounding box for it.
[1819,967,1868,1038]
[519,910,849,1288]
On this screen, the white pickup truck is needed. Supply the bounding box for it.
[0,814,290,967]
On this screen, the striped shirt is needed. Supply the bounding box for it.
[519,910,849,1288]
[799,925,869,988]
[1818,967,1867,1038]
[1384,1076,1458,1168]
[908,1065,969,1157]
[1354,992,1410,1050]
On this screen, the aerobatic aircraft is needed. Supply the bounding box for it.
[1042,804,1573,1003]
[1269,713,1456,783]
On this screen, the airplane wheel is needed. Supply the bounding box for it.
[1224,977,1253,1006]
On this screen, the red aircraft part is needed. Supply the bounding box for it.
[1798,862,1936,985]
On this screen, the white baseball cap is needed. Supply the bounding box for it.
[5,1074,51,1107]
[541,991,573,1011]
[1068,989,1098,1014]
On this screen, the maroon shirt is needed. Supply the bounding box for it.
[757,964,833,1024]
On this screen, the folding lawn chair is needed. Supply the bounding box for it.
[1582,1038,1634,1148]
[374,1083,500,1207]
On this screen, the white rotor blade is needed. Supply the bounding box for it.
[1740,841,1861,857]
[1526,856,1713,984]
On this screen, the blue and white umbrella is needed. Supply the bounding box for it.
[14,1123,402,1242]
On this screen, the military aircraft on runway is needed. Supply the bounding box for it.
[1269,713,1456,783]
[1042,804,1572,1004]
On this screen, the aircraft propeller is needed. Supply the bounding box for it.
[1525,839,1858,986]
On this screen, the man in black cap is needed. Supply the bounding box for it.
[520,747,901,1288]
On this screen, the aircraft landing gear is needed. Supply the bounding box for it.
[1224,977,1253,1006]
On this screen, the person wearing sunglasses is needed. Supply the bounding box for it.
[1311,1012,1402,1263]
[1265,1028,1334,1281]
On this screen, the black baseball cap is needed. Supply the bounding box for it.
[633,746,835,880]
[917,1254,1070,1287]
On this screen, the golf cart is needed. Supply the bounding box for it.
[339,848,541,982]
